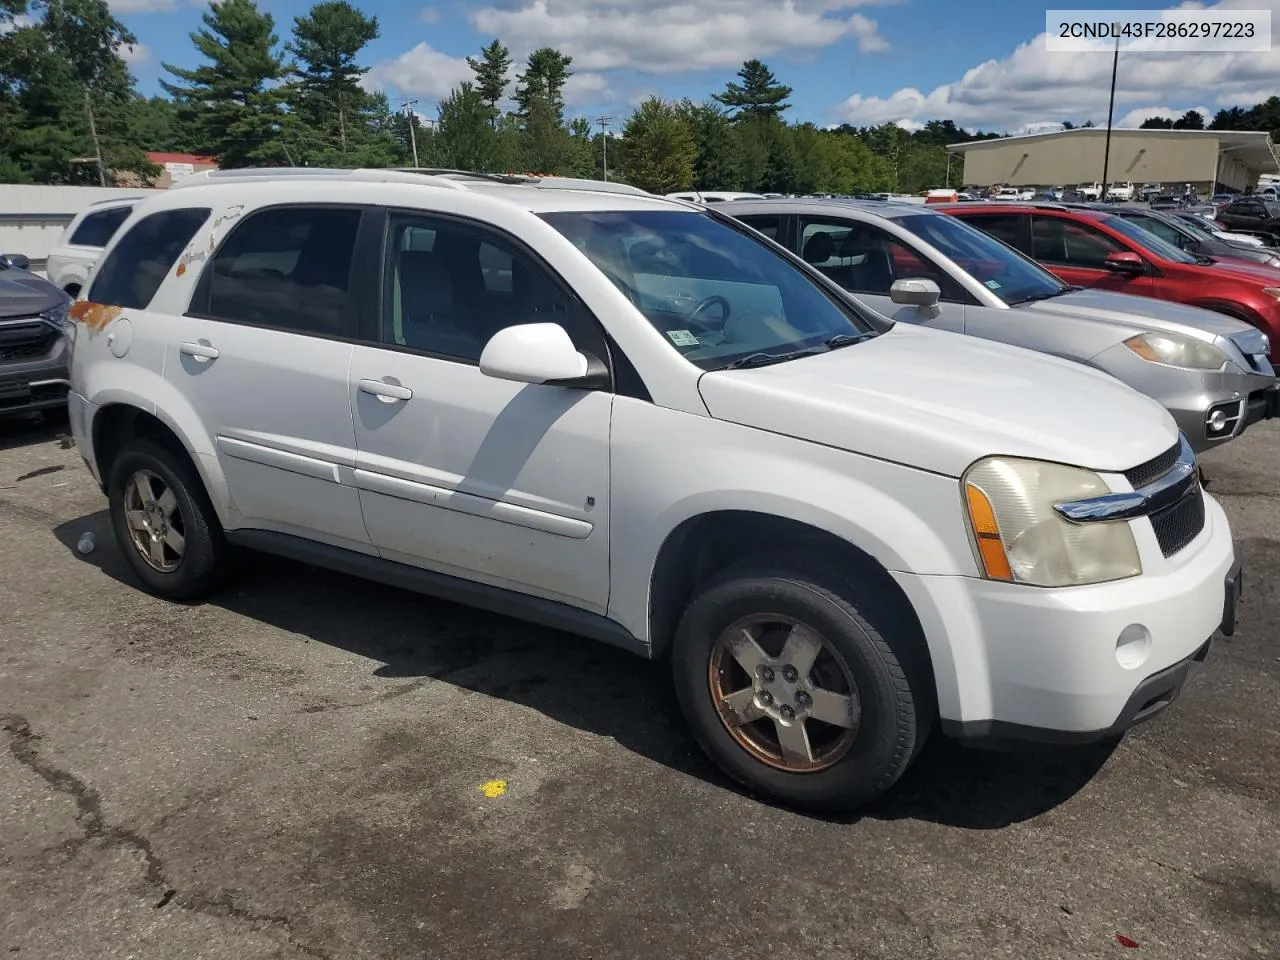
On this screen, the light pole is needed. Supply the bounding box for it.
[596,114,613,180]
[1100,30,1120,197]
[400,98,420,168]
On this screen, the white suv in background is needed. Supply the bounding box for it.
[65,168,1240,811]
[46,197,139,297]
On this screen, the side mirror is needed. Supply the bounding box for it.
[1103,251,1145,274]
[479,323,606,388]
[0,253,29,270]
[890,277,941,307]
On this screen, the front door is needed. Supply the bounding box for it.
[792,216,966,331]
[348,211,613,612]
[166,203,372,552]
[1030,215,1154,294]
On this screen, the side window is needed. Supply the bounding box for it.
[1031,217,1123,267]
[88,207,210,309]
[961,214,1028,253]
[735,215,784,241]
[797,217,965,300]
[1130,216,1184,247]
[380,213,605,364]
[70,206,133,248]
[197,206,361,337]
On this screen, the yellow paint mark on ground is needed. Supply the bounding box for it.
[479,779,507,798]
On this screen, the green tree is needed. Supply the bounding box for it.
[286,0,380,161]
[713,58,791,119]
[466,38,510,121]
[620,96,696,193]
[434,82,497,171]
[1140,116,1174,129]
[162,0,288,168]
[514,46,572,121]
[675,99,742,189]
[1173,109,1205,130]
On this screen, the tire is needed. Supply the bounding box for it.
[106,439,228,600]
[671,555,934,813]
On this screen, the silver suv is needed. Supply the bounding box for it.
[719,198,1278,452]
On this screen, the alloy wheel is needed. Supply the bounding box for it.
[707,614,860,772]
[122,469,186,573]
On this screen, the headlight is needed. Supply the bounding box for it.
[41,300,75,345]
[963,457,1142,587]
[1123,332,1229,370]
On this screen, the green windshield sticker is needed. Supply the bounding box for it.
[985,279,1002,289]
[667,329,700,346]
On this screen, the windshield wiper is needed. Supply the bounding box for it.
[722,350,815,370]
[823,332,875,350]
[1009,289,1069,305]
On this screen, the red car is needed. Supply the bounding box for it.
[941,203,1280,342]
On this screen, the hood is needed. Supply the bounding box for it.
[0,267,67,320]
[1198,259,1280,284]
[697,324,1177,479]
[1030,287,1253,343]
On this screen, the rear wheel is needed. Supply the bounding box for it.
[107,440,228,600]
[671,557,933,812]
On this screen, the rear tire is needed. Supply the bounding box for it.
[107,439,228,600]
[671,556,934,813]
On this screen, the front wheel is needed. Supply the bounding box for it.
[107,440,229,600]
[671,558,933,812]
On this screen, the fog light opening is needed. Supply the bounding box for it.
[1205,401,1242,439]
[1116,623,1152,671]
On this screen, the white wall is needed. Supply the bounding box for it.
[0,184,152,263]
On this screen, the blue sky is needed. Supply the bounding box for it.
[116,0,1280,135]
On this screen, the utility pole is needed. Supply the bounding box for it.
[596,115,613,180]
[401,98,420,168]
[84,88,106,187]
[1100,30,1120,197]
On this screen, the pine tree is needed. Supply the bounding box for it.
[713,59,792,120]
[621,96,696,193]
[466,39,511,121]
[514,46,572,122]
[286,1,379,161]
[161,0,288,167]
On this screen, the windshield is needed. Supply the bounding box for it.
[1101,215,1199,264]
[895,212,1067,305]
[541,209,876,370]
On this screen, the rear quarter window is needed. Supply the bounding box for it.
[69,206,133,248]
[88,208,211,309]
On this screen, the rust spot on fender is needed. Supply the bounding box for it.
[68,301,122,331]
[176,261,187,277]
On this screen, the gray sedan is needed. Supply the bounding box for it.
[717,198,1277,452]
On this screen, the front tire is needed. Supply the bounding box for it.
[107,440,228,600]
[671,557,933,813]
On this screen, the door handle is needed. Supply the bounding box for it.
[359,378,413,403]
[180,341,219,362]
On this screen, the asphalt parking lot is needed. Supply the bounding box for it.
[1,414,1277,960]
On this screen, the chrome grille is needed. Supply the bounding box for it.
[1150,488,1206,558]
[1124,442,1181,490]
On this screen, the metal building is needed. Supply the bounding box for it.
[947,128,1280,193]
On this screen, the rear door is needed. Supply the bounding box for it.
[793,215,967,331]
[54,204,134,293]
[1029,215,1154,294]
[166,203,373,552]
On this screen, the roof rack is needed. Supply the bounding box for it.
[170,166,655,199]
[169,167,472,191]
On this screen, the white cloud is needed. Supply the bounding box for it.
[120,42,150,65]
[1115,104,1212,127]
[363,43,474,101]
[563,71,611,106]
[834,0,1280,132]
[469,0,892,74]
[0,12,33,33]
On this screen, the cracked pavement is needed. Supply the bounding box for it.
[1,413,1278,960]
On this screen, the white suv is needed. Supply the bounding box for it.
[46,197,139,297]
[65,168,1240,811]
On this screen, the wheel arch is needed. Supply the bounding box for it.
[647,510,937,700]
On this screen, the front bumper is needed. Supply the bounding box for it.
[894,491,1236,743]
[0,336,69,416]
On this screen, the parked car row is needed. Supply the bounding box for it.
[1,168,1256,814]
